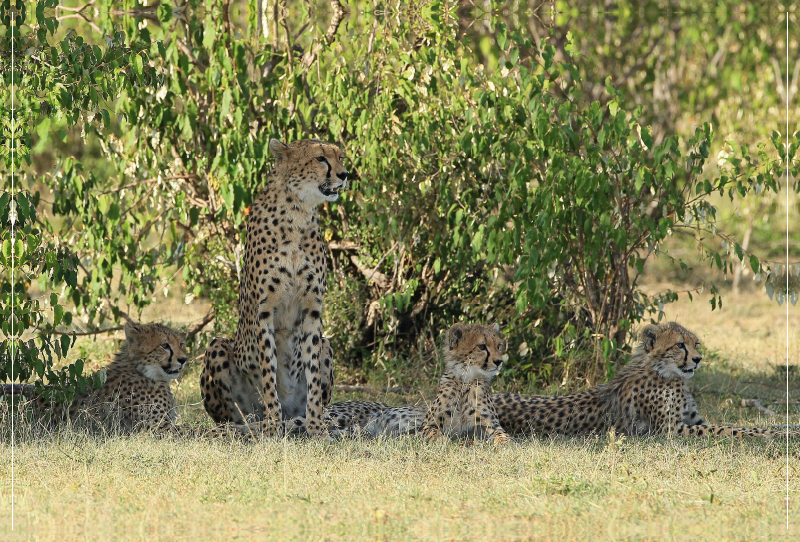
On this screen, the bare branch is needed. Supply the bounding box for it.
[301,0,346,68]
[43,326,124,337]
[187,310,216,341]
[329,240,360,251]
[350,256,390,288]
[740,399,776,417]
[55,1,96,13]
[56,14,102,34]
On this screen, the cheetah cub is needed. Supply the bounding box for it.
[292,323,507,440]
[25,315,189,433]
[493,321,773,439]
[421,323,511,445]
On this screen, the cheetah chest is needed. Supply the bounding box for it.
[256,226,326,420]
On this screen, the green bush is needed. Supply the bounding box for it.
[2,1,797,395]
[1,0,159,401]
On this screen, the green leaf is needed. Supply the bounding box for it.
[203,16,216,50]
[97,195,110,214]
[134,54,144,77]
[54,304,64,326]
[749,254,760,274]
[496,23,508,50]
[60,334,71,357]
[221,88,232,119]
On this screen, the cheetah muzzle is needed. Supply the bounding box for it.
[316,156,348,200]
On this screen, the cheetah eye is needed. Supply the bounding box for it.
[316,156,328,163]
[478,344,488,352]
[677,343,686,350]
[498,343,505,354]
[161,342,170,350]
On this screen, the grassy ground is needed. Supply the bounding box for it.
[2,289,799,540]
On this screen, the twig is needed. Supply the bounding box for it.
[43,326,124,337]
[56,14,102,34]
[56,1,96,12]
[328,240,360,251]
[740,399,776,417]
[350,255,391,288]
[186,310,216,340]
[301,0,346,68]
[176,39,207,71]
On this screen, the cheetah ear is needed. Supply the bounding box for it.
[119,311,135,325]
[449,324,465,349]
[121,313,143,339]
[640,325,659,352]
[492,322,500,334]
[269,139,290,160]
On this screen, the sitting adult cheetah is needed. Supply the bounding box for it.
[493,321,772,439]
[421,323,511,444]
[291,323,508,442]
[200,139,346,437]
[25,315,189,432]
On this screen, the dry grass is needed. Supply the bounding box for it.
[1,425,797,541]
[2,289,799,540]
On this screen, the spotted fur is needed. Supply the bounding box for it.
[421,323,510,444]
[200,139,346,438]
[493,322,773,439]
[287,324,508,441]
[32,317,189,432]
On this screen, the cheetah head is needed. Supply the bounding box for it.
[120,316,189,382]
[270,138,349,204]
[638,322,702,379]
[444,323,506,382]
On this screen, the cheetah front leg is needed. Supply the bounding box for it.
[422,382,458,443]
[319,337,335,409]
[463,385,511,445]
[255,311,284,437]
[297,307,326,437]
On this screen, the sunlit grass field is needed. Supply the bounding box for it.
[2,288,799,540]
